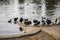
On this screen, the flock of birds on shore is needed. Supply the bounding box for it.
[8,17,60,25]
[7,17,60,31]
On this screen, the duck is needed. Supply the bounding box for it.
[46,19,52,25]
[33,20,38,23]
[19,17,23,23]
[14,17,18,24]
[19,27,23,31]
[8,19,12,23]
[34,21,40,26]
[24,20,32,25]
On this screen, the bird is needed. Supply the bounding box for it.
[14,17,18,24]
[19,17,23,22]
[24,19,28,22]
[24,20,32,25]
[42,17,46,19]
[14,17,18,21]
[19,27,23,31]
[46,19,51,25]
[33,20,38,23]
[34,21,40,26]
[41,19,45,25]
[28,21,32,25]
[8,19,12,23]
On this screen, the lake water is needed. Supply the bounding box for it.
[0,0,60,36]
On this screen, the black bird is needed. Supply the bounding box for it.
[14,17,18,24]
[8,19,12,23]
[34,21,40,26]
[46,19,51,25]
[33,20,38,23]
[19,17,23,22]
[19,27,23,31]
